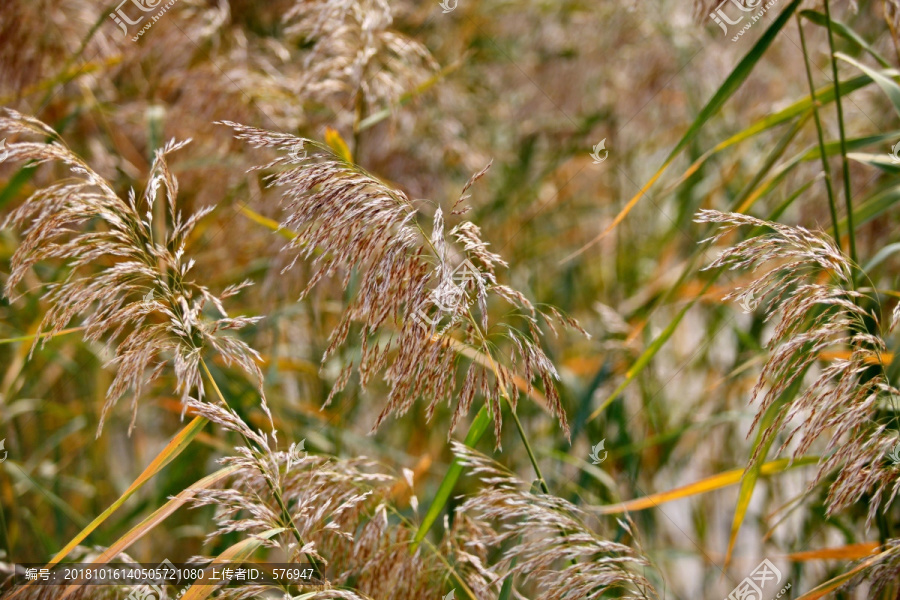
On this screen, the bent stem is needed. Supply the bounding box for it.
[200,359,320,571]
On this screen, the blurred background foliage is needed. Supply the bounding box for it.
[2,0,900,597]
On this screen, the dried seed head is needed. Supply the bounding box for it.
[192,431,452,599]
[452,442,659,600]
[1,110,266,436]
[224,122,583,445]
[697,209,900,526]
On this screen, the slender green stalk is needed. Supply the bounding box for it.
[412,404,491,550]
[797,15,842,242]
[507,401,549,494]
[824,0,858,270]
[0,327,84,346]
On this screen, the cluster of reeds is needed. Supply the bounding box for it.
[5,0,900,598]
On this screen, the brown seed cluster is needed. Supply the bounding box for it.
[223,121,583,446]
[698,209,900,526]
[452,442,659,600]
[188,398,443,599]
[1,110,267,435]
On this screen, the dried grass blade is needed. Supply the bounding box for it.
[179,528,285,600]
[48,416,207,564]
[56,465,240,600]
[595,456,816,514]
[787,542,882,562]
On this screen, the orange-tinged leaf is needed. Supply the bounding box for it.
[818,349,892,364]
[48,416,208,564]
[786,542,881,562]
[57,466,240,600]
[324,127,353,163]
[794,550,891,599]
[595,457,816,514]
[0,326,84,346]
[179,528,285,600]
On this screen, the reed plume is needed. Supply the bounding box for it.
[188,394,470,600]
[231,0,438,130]
[0,109,266,434]
[452,442,659,600]
[222,122,584,446]
[697,209,900,525]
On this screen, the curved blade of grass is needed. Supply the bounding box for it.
[660,73,892,201]
[46,415,208,564]
[738,130,900,214]
[412,404,491,551]
[594,456,816,514]
[787,542,881,561]
[794,549,891,600]
[0,326,84,346]
[179,528,285,600]
[847,152,900,174]
[56,465,240,600]
[728,109,811,218]
[864,242,900,272]
[834,181,900,233]
[725,375,803,567]
[836,53,900,119]
[800,11,890,67]
[586,276,715,422]
[562,0,803,263]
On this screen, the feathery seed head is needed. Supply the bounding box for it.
[1,110,266,435]
[224,122,582,446]
[697,209,900,525]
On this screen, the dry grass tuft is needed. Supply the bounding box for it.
[698,209,900,525]
[1,110,267,434]
[222,121,583,445]
[452,441,659,600]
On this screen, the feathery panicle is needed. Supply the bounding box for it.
[0,109,266,435]
[845,539,900,598]
[190,401,461,599]
[229,0,439,130]
[222,122,581,445]
[697,209,900,524]
[284,0,438,111]
[452,442,659,600]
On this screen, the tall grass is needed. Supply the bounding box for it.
[1,0,900,598]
